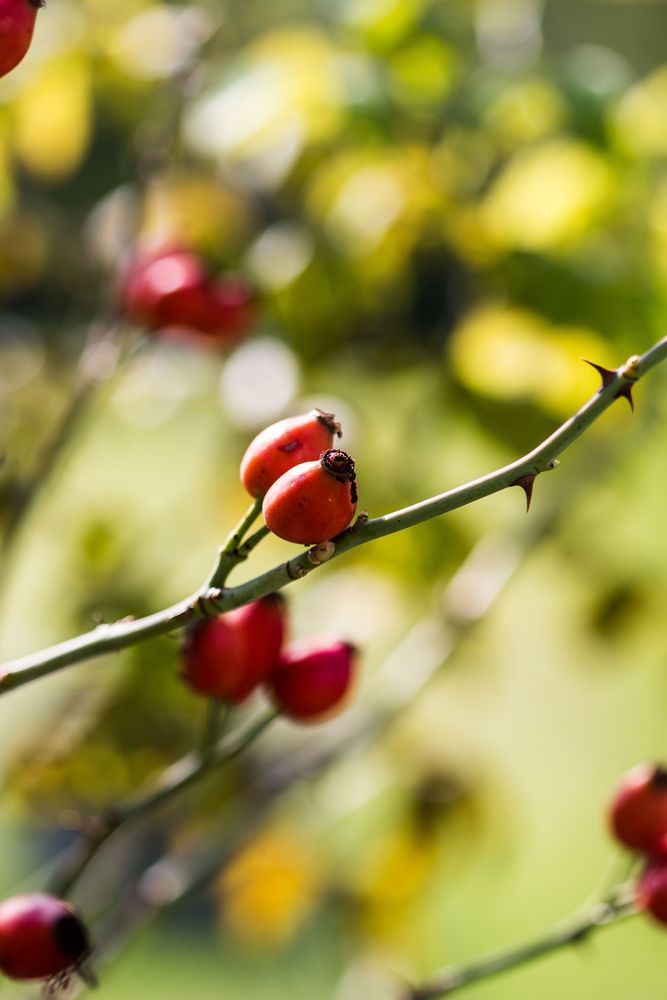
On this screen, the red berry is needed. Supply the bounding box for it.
[0,0,42,79]
[121,248,254,343]
[609,763,667,853]
[180,595,287,703]
[240,410,342,499]
[180,616,246,701]
[0,893,91,982]
[637,855,667,925]
[221,594,287,699]
[160,277,255,344]
[208,276,256,338]
[262,449,357,545]
[265,639,357,723]
[121,247,206,328]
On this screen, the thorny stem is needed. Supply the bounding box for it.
[404,892,638,1000]
[1,338,666,694]
[49,709,278,898]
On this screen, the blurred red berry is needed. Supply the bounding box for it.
[0,0,42,79]
[262,449,357,545]
[180,616,246,701]
[240,410,341,499]
[609,763,667,853]
[121,248,255,343]
[0,893,91,982]
[266,638,357,723]
[637,854,667,925]
[221,594,287,700]
[121,247,206,327]
[180,595,287,703]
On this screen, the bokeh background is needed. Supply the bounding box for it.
[1,0,667,997]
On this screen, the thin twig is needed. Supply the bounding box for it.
[1,339,665,694]
[404,893,638,1000]
[48,709,278,898]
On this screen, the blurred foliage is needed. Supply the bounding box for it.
[2,0,667,998]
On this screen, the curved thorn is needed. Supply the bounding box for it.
[582,358,615,389]
[511,474,536,512]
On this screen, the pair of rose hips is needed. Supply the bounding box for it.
[0,893,92,986]
[0,0,41,79]
[241,408,358,545]
[121,247,254,345]
[181,595,357,722]
[609,762,667,923]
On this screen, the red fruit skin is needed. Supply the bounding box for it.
[121,248,206,328]
[266,639,357,723]
[240,410,340,499]
[221,594,287,699]
[161,278,255,343]
[208,277,255,337]
[609,763,667,853]
[262,453,357,545]
[637,858,667,925]
[180,595,287,703]
[122,250,255,344]
[0,893,90,981]
[180,617,247,701]
[0,0,40,79]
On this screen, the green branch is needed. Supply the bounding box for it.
[1,338,666,695]
[404,891,638,999]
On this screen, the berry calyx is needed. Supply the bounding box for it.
[265,639,357,723]
[0,0,42,79]
[180,595,287,703]
[262,449,357,545]
[0,893,91,982]
[240,410,342,499]
[609,762,667,853]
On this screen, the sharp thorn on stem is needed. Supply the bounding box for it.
[582,358,634,410]
[511,474,536,512]
[582,357,616,388]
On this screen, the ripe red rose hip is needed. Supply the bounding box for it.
[240,410,342,499]
[121,247,206,327]
[0,893,91,982]
[637,854,667,925]
[0,0,42,79]
[121,247,254,343]
[265,638,357,723]
[262,449,357,545]
[180,595,287,703]
[609,763,667,853]
[221,593,287,699]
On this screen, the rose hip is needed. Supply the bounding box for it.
[0,893,91,982]
[240,410,341,499]
[265,638,357,723]
[0,0,42,79]
[262,449,357,545]
[609,763,667,853]
[180,595,287,703]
